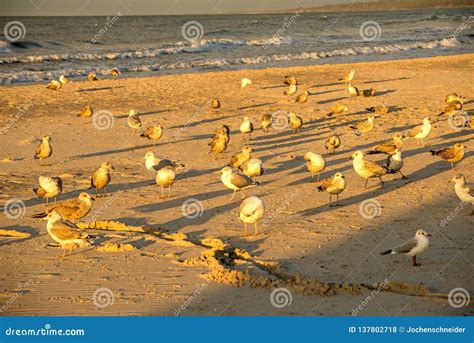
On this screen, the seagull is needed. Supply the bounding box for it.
[32,192,95,222]
[91,162,114,195]
[304,152,326,180]
[328,103,348,116]
[383,149,407,179]
[111,68,120,78]
[239,196,265,236]
[317,172,346,207]
[239,158,264,180]
[156,166,175,198]
[366,105,389,115]
[349,115,375,135]
[88,72,100,81]
[325,135,341,154]
[59,74,70,84]
[403,117,431,147]
[141,125,163,146]
[46,80,62,90]
[351,150,386,188]
[295,91,310,103]
[127,109,142,132]
[339,70,355,83]
[211,98,221,109]
[78,105,93,123]
[451,174,473,215]
[241,78,252,88]
[380,230,431,267]
[143,151,185,172]
[430,143,466,169]
[34,135,52,162]
[284,76,298,85]
[366,133,403,155]
[347,83,359,97]
[230,146,253,168]
[44,210,94,258]
[284,84,297,95]
[220,166,259,200]
[33,176,63,203]
[209,126,230,155]
[438,101,462,116]
[240,116,254,141]
[261,113,273,132]
[289,112,303,134]
[358,88,376,97]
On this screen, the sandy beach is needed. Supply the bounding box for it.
[0,54,473,316]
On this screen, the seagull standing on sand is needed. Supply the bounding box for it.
[240,116,254,141]
[367,133,403,155]
[33,176,63,203]
[349,115,375,135]
[34,135,52,162]
[451,174,473,215]
[430,143,466,169]
[141,125,163,146]
[284,84,297,95]
[438,101,462,116]
[111,68,120,78]
[325,135,341,154]
[380,230,431,267]
[295,91,310,103]
[88,72,100,81]
[44,210,94,258]
[351,150,386,188]
[328,103,348,116]
[239,196,265,236]
[241,78,252,88]
[304,152,326,180]
[339,70,355,83]
[46,80,62,90]
[358,88,376,97]
[127,110,142,133]
[403,117,431,147]
[366,105,389,115]
[261,113,273,132]
[347,83,359,97]
[59,74,70,84]
[91,162,114,194]
[32,192,94,222]
[230,146,253,168]
[445,93,465,104]
[220,166,259,200]
[156,166,175,198]
[317,172,346,207]
[383,149,407,179]
[211,98,221,109]
[209,126,230,155]
[78,105,93,123]
[289,112,303,134]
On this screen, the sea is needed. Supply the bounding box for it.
[0,8,473,84]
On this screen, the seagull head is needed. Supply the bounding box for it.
[101,161,114,171]
[451,174,466,184]
[143,151,155,160]
[351,150,363,160]
[44,209,62,222]
[416,230,431,238]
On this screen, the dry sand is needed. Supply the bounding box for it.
[0,54,473,316]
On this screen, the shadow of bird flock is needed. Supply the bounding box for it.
[0,65,473,315]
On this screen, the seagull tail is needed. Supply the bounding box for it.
[380,249,392,255]
[316,185,325,192]
[31,212,48,219]
[365,150,380,155]
[33,187,46,198]
[429,150,437,156]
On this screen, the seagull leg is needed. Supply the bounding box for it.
[168,185,171,198]
[317,173,320,181]
[161,186,164,199]
[451,162,454,169]
[243,223,247,236]
[240,190,246,199]
[231,190,236,201]
[364,179,368,188]
[69,245,74,255]
[328,195,332,207]
[399,171,408,179]
[379,176,384,188]
[254,223,258,236]
[412,255,420,267]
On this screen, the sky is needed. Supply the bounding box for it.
[0,0,363,16]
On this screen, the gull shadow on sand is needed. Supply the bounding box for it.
[238,102,277,110]
[76,86,125,93]
[116,109,172,119]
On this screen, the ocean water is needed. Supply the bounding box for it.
[0,8,473,84]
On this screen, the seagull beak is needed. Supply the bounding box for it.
[90,196,96,201]
[425,233,432,237]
